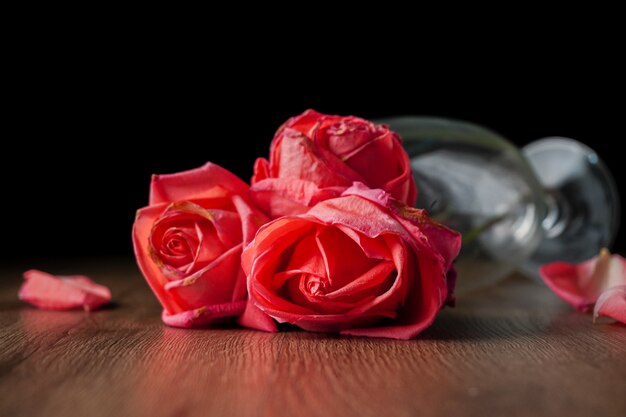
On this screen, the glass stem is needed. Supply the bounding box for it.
[540,191,568,239]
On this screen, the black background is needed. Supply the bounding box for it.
[3,44,624,265]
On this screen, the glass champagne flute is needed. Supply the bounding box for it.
[380,116,619,294]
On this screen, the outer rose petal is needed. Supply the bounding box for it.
[539,249,626,312]
[163,244,244,309]
[593,286,626,324]
[250,178,344,219]
[162,301,247,328]
[19,270,111,311]
[149,162,250,205]
[238,300,278,332]
[251,158,270,183]
[276,108,325,138]
[273,128,353,188]
[133,204,182,313]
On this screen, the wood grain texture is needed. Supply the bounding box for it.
[0,259,625,417]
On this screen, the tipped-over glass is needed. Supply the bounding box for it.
[380,116,619,294]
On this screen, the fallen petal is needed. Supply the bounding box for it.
[593,285,626,324]
[19,270,111,311]
[539,249,626,312]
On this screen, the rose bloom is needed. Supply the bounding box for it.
[133,162,272,328]
[251,109,417,218]
[240,183,460,339]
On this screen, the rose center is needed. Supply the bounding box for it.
[161,229,196,257]
[165,236,191,256]
[305,275,329,296]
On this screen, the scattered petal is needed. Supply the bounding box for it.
[539,249,626,312]
[593,285,626,324]
[19,270,111,311]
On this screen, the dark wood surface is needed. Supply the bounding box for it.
[1,259,624,417]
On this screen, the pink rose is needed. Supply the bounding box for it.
[132,162,272,328]
[540,249,626,324]
[251,109,417,218]
[240,183,460,339]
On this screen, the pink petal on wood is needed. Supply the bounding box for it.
[19,270,111,311]
[539,249,626,312]
[593,285,626,324]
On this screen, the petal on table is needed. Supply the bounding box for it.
[539,249,626,312]
[19,270,111,311]
[593,285,626,324]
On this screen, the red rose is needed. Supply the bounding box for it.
[133,162,273,329]
[240,183,460,339]
[251,109,417,218]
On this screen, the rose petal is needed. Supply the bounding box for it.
[394,206,461,273]
[133,203,183,313]
[343,182,460,271]
[149,162,250,205]
[539,249,626,312]
[340,238,442,340]
[341,131,400,187]
[308,191,405,240]
[162,300,247,328]
[251,158,270,183]
[277,108,325,138]
[593,285,626,324]
[317,117,380,159]
[164,244,244,310]
[19,270,111,311]
[272,128,354,187]
[238,300,278,332]
[228,195,268,248]
[250,178,343,219]
[315,226,380,289]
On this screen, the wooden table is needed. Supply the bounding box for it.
[1,259,625,417]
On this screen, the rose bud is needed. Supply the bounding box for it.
[251,109,417,218]
[240,183,460,339]
[133,162,272,328]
